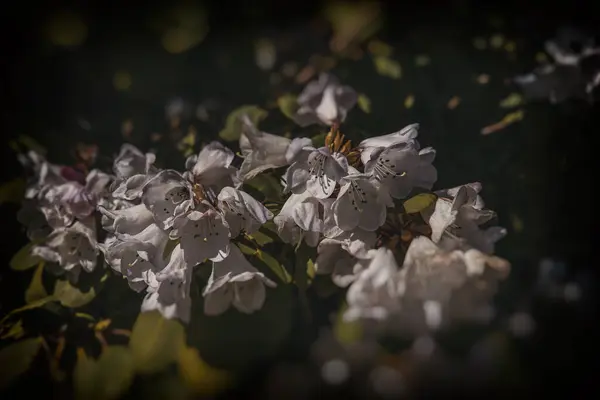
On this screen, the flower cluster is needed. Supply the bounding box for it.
[514,27,600,103]
[16,72,510,335]
[18,149,110,283]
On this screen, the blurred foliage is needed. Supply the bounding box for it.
[218,105,268,142]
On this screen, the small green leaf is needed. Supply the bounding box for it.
[0,337,42,389]
[243,174,282,201]
[237,243,256,256]
[310,132,327,148]
[403,193,437,214]
[333,306,363,345]
[10,243,42,271]
[177,128,197,157]
[257,250,292,284]
[248,230,273,246]
[0,296,56,325]
[74,346,135,400]
[25,262,48,304]
[373,56,402,79]
[129,311,186,374]
[53,280,96,308]
[178,346,231,396]
[499,92,524,108]
[261,220,279,236]
[163,239,180,262]
[18,135,46,155]
[276,94,298,120]
[218,105,268,142]
[0,178,26,205]
[306,259,316,280]
[357,94,371,113]
[0,319,26,340]
[367,40,393,57]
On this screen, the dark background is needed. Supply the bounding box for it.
[1,0,599,398]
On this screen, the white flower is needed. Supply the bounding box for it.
[113,144,156,180]
[238,115,312,181]
[424,183,506,254]
[32,219,98,273]
[99,203,155,235]
[217,186,273,237]
[314,229,376,287]
[358,124,419,165]
[142,246,192,322]
[397,236,510,331]
[202,244,277,316]
[332,168,387,232]
[38,169,112,226]
[274,191,323,247]
[292,73,358,127]
[22,151,69,200]
[141,170,195,230]
[344,247,404,322]
[283,147,348,199]
[171,206,231,266]
[98,223,169,291]
[364,140,437,200]
[111,144,157,201]
[186,141,239,192]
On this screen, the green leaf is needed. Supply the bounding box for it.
[276,94,298,120]
[129,311,186,374]
[310,132,327,148]
[53,280,96,308]
[74,346,135,400]
[0,320,26,340]
[0,296,56,325]
[25,262,48,303]
[247,230,273,246]
[256,249,292,284]
[178,346,231,396]
[218,105,267,142]
[177,129,197,157]
[261,220,279,236]
[243,174,282,201]
[403,193,437,214]
[10,242,42,271]
[357,93,371,113]
[306,259,316,280]
[373,56,402,79]
[0,178,26,206]
[499,92,524,108]
[18,135,46,155]
[333,306,363,345]
[163,239,180,262]
[0,337,42,389]
[237,243,256,256]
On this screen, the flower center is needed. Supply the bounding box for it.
[372,158,406,181]
[325,127,360,166]
[192,183,206,204]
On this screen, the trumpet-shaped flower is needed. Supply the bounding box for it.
[292,73,358,127]
[274,191,323,247]
[32,219,98,273]
[238,115,312,181]
[202,244,277,316]
[141,170,195,230]
[217,186,273,237]
[364,140,437,199]
[332,168,387,232]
